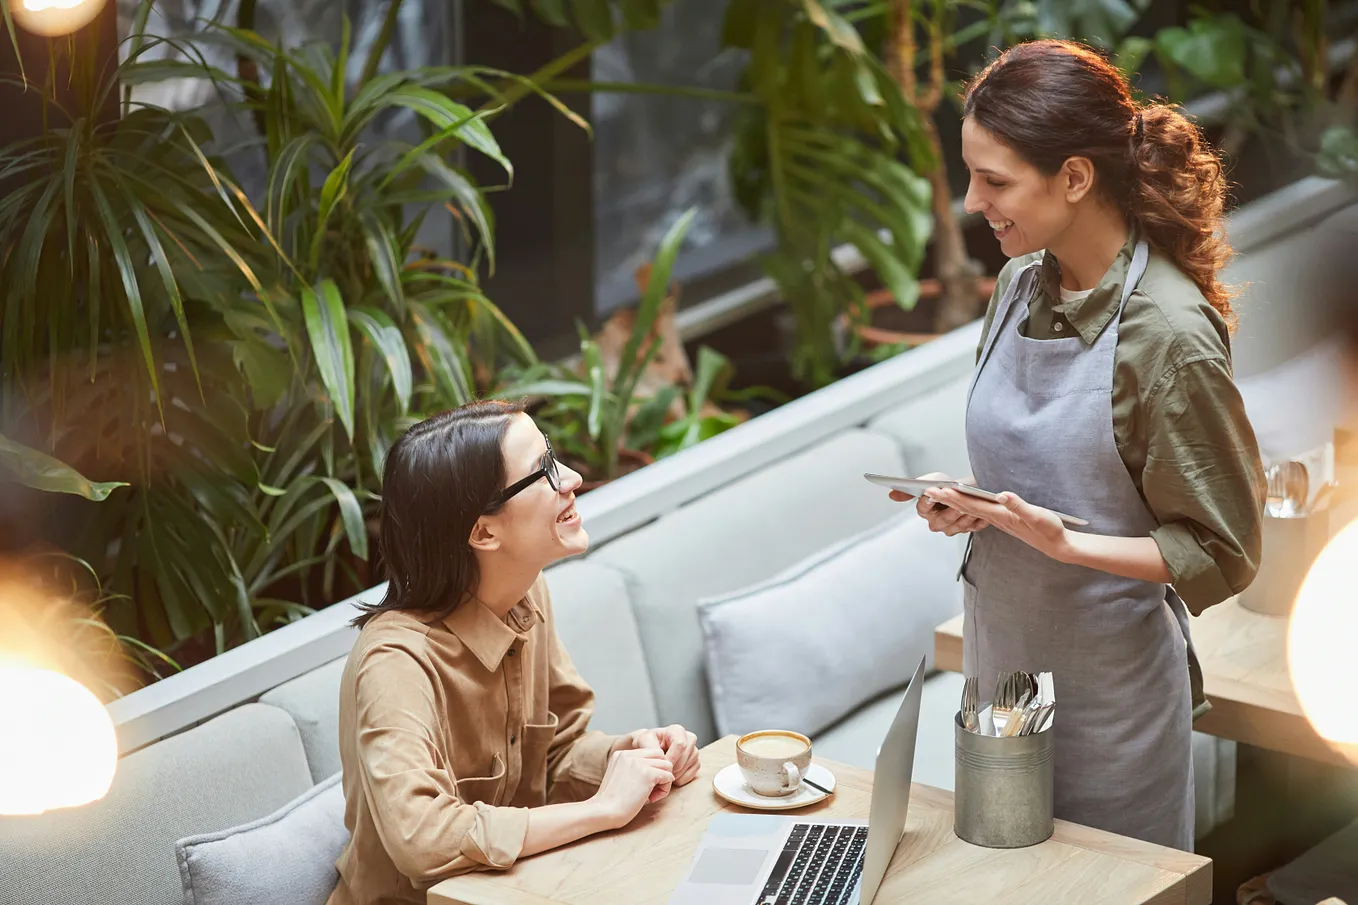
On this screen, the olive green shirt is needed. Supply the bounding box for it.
[978,231,1266,616]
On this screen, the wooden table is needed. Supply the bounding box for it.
[934,599,1358,768]
[429,736,1211,905]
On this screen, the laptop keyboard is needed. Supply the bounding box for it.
[754,823,869,905]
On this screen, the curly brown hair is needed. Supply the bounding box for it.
[963,39,1236,328]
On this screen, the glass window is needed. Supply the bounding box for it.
[591,3,772,316]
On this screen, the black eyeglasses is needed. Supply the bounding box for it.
[488,436,561,509]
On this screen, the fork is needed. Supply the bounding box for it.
[961,676,979,732]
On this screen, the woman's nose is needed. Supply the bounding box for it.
[963,181,984,215]
[558,462,583,493]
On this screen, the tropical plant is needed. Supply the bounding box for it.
[1150,0,1357,168]
[0,1,579,668]
[719,0,936,389]
[502,208,734,481]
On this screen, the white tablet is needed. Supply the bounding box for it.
[863,473,1089,527]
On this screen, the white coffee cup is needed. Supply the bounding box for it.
[736,730,813,797]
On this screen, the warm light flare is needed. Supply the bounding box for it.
[12,0,106,37]
[0,663,117,815]
[1287,516,1358,763]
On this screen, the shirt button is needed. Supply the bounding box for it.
[510,735,517,745]
[1054,321,1064,331]
[507,648,516,657]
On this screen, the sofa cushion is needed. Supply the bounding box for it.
[259,658,345,784]
[590,429,907,743]
[866,371,973,479]
[0,703,314,905]
[545,559,660,733]
[175,771,346,905]
[698,514,965,739]
[812,672,964,792]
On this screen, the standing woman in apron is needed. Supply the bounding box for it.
[893,40,1266,851]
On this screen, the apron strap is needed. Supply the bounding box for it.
[968,260,1041,408]
[1118,241,1150,314]
[957,261,1038,583]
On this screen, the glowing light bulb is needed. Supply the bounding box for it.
[0,663,117,815]
[1287,516,1358,763]
[12,0,106,37]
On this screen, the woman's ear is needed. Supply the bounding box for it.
[468,516,501,554]
[1060,156,1097,203]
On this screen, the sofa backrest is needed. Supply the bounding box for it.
[589,428,913,743]
[0,703,314,905]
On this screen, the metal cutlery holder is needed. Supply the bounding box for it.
[1240,443,1337,617]
[953,713,1054,848]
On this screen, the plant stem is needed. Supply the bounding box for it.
[888,0,981,332]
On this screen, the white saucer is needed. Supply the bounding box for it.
[712,762,836,811]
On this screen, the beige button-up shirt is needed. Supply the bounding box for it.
[326,575,620,905]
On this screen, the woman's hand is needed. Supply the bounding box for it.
[591,747,676,829]
[926,487,1070,560]
[628,725,701,786]
[617,725,701,800]
[888,472,991,537]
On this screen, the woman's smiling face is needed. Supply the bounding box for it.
[961,117,1077,259]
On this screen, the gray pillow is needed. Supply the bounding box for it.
[698,513,965,739]
[175,771,347,905]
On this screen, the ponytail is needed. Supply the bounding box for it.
[1130,104,1236,329]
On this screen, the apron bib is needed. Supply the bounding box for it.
[961,242,1197,850]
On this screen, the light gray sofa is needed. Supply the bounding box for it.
[0,332,1238,905]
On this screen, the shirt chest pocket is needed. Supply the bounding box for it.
[518,712,560,803]
[453,753,506,805]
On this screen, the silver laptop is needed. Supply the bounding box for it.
[669,656,926,905]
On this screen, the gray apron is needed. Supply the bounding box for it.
[961,242,1197,851]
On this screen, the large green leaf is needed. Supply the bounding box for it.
[800,0,865,55]
[569,0,615,41]
[359,212,407,318]
[0,433,128,501]
[841,220,920,310]
[1155,16,1248,89]
[532,0,571,27]
[301,280,357,440]
[230,334,293,410]
[384,87,513,179]
[417,155,497,271]
[409,302,473,406]
[1318,126,1358,183]
[311,149,356,272]
[313,476,369,561]
[348,307,414,414]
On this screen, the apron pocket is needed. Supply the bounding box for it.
[454,753,506,805]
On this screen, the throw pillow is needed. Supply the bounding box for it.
[698,513,965,739]
[175,770,347,905]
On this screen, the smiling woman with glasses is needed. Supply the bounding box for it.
[327,401,700,905]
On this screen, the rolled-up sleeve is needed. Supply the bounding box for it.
[541,621,619,803]
[1143,356,1266,614]
[354,642,530,883]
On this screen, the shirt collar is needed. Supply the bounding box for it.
[441,593,543,672]
[1036,228,1140,346]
